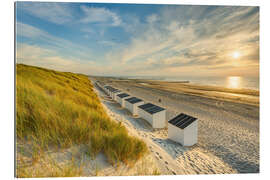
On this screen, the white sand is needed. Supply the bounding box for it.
[93,83,238,175]
[93,77,259,174]
[17,140,160,177]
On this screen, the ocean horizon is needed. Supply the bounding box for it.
[122,76,259,90]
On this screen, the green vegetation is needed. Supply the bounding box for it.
[16,64,148,177]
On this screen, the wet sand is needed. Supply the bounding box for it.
[92,77,259,174]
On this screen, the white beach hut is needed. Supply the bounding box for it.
[116,93,130,107]
[103,85,110,94]
[112,90,122,101]
[124,97,144,116]
[109,87,120,99]
[107,86,114,97]
[105,86,113,95]
[137,103,166,128]
[168,113,198,146]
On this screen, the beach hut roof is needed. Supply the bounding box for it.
[138,103,165,114]
[112,89,121,93]
[117,93,129,98]
[168,113,197,129]
[107,86,119,92]
[125,97,143,104]
[107,86,116,92]
[111,87,120,92]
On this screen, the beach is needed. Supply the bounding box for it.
[92,77,259,174]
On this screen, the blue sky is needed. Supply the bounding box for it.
[16,2,259,77]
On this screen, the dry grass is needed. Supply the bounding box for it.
[16,64,148,177]
[16,155,84,178]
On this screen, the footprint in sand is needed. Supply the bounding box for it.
[166,166,171,171]
[165,161,168,165]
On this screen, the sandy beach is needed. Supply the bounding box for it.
[14,3,261,178]
[92,77,259,174]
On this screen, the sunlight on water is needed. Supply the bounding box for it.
[226,76,242,89]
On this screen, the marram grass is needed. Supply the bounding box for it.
[16,64,148,177]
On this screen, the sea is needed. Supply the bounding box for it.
[123,76,259,90]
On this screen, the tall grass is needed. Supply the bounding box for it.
[16,64,148,177]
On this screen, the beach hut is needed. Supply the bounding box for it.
[105,86,113,95]
[107,86,114,97]
[137,103,166,128]
[116,93,130,107]
[104,85,108,94]
[108,87,118,99]
[103,85,110,94]
[125,97,144,116]
[168,113,198,146]
[109,87,119,99]
[112,90,122,101]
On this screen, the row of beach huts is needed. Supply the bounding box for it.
[95,81,198,146]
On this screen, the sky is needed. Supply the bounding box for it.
[16,2,259,78]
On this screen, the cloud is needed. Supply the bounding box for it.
[16,22,47,38]
[17,2,123,30]
[16,4,259,78]
[103,6,259,77]
[117,25,177,64]
[17,2,73,24]
[16,22,94,60]
[80,6,121,26]
[81,27,95,34]
[147,14,159,24]
[16,43,103,75]
[98,40,117,46]
[16,44,55,64]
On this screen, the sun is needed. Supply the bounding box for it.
[233,51,240,59]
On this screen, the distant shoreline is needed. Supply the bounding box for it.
[92,76,259,107]
[92,76,259,91]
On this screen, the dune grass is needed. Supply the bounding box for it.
[16,64,148,177]
[16,155,84,178]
